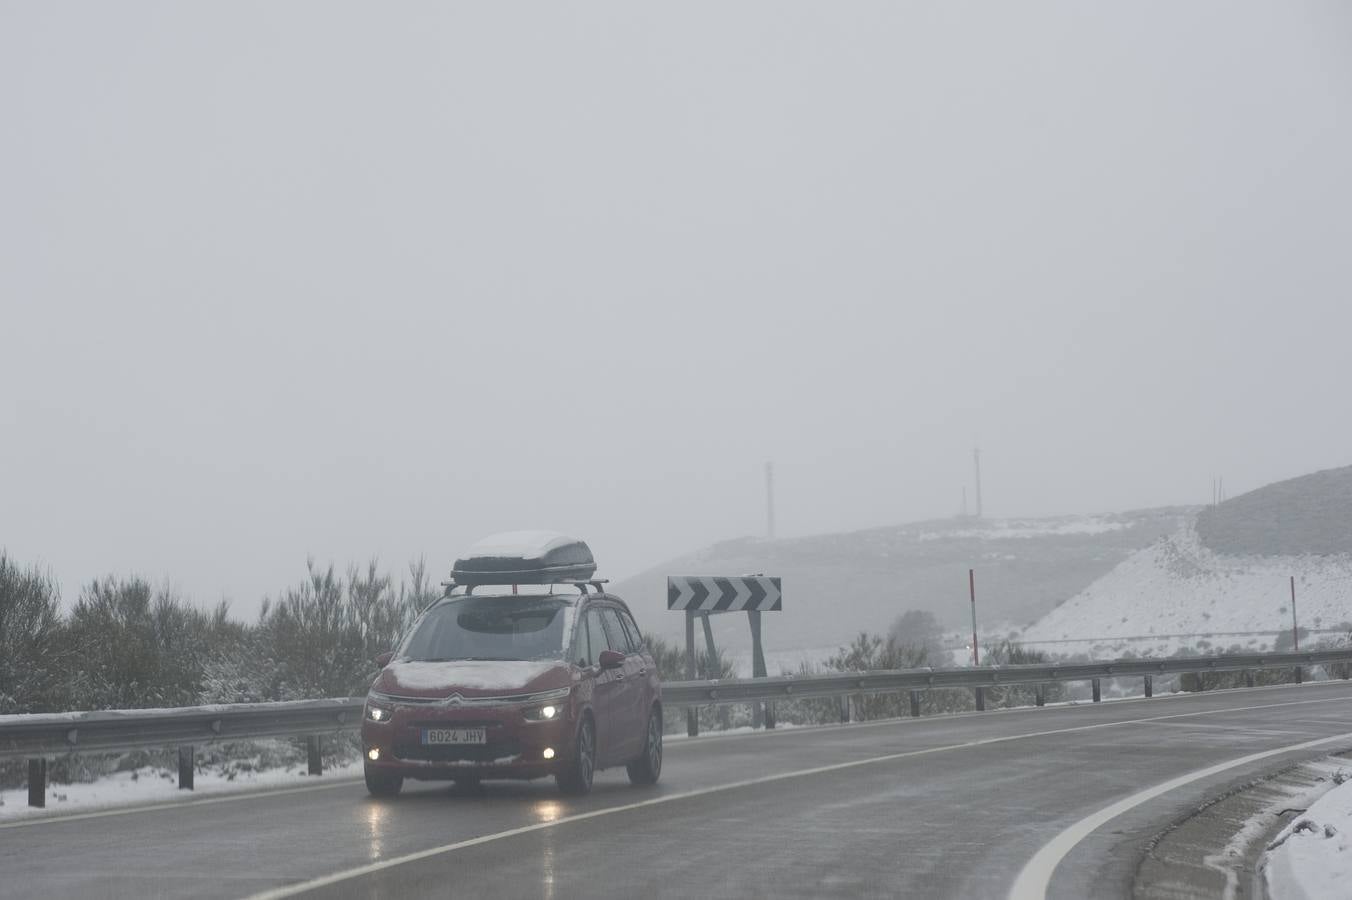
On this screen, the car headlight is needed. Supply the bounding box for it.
[365,699,393,722]
[522,688,570,721]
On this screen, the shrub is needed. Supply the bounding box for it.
[0,552,67,714]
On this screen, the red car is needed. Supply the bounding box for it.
[360,533,662,796]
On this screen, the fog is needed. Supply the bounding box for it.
[3,2,1350,619]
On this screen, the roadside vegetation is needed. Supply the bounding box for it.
[0,550,438,790]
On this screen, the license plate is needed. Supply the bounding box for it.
[422,727,487,745]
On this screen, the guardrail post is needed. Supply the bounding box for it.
[685,611,699,737]
[974,687,985,712]
[765,700,776,729]
[909,690,921,717]
[27,758,46,808]
[1092,679,1102,703]
[178,745,194,790]
[1294,666,1303,685]
[1245,670,1255,688]
[1035,685,1045,707]
[839,695,851,724]
[1144,675,1152,699]
[307,736,323,775]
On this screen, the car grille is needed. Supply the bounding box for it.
[394,739,525,763]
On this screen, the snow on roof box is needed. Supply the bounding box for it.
[452,531,597,585]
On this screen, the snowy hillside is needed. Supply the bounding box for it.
[1020,526,1352,657]
[613,508,1194,654]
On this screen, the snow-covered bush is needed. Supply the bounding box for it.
[0,552,68,715]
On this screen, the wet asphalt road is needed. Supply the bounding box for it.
[4,680,1352,899]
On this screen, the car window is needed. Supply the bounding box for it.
[599,608,633,654]
[582,609,610,667]
[618,610,644,650]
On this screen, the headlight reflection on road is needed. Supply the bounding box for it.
[365,802,389,861]
[533,799,565,899]
[533,800,564,823]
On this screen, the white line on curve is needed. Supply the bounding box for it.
[1007,730,1352,900]
[245,695,1352,900]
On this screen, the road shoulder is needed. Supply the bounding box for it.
[1133,752,1352,900]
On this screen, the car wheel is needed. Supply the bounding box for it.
[626,706,663,786]
[556,716,596,795]
[364,764,403,797]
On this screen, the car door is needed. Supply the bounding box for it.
[582,607,626,767]
[616,607,659,716]
[598,606,645,760]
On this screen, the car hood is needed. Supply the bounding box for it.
[373,659,570,699]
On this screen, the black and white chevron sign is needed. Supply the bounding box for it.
[667,575,782,612]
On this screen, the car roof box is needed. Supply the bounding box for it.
[451,531,598,586]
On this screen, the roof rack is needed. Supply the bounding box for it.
[439,578,609,596]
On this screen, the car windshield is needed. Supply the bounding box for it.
[398,595,571,662]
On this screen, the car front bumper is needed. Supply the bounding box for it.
[360,697,573,781]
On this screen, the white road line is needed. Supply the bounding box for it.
[1141,721,1315,737]
[245,694,1352,900]
[0,778,360,831]
[1007,730,1352,900]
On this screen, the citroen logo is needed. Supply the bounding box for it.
[444,693,464,707]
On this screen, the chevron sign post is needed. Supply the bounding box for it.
[666,575,782,612]
[668,575,782,736]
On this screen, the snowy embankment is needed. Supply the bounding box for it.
[1263,768,1352,899]
[0,757,363,823]
[1021,526,1352,657]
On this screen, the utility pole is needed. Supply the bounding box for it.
[1291,575,1299,651]
[973,447,983,518]
[765,461,775,540]
[962,486,968,518]
[1291,575,1303,685]
[969,568,980,666]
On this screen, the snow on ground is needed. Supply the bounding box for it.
[917,515,1129,541]
[1021,525,1352,657]
[0,759,364,823]
[1263,766,1352,900]
[1203,757,1350,900]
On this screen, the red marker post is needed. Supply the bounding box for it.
[970,568,979,667]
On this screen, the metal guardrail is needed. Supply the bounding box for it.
[0,698,363,760]
[660,648,1352,707]
[3,648,1350,807]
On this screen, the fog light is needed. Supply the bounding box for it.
[367,748,380,761]
[369,707,386,722]
[541,705,557,719]
[542,747,555,760]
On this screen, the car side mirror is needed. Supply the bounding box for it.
[598,649,625,670]
[375,651,394,668]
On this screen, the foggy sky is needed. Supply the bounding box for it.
[3,2,1351,620]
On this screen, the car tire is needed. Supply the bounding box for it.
[555,716,596,796]
[626,706,663,786]
[364,764,403,797]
